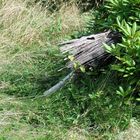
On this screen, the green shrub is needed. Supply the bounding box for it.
[86,0,140,99]
[87,0,140,33]
[98,0,140,99]
[105,19,140,98]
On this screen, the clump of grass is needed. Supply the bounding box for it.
[0,0,84,45]
[59,4,84,34]
[0,0,50,45]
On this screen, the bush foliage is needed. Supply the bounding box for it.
[103,0,140,99]
[85,0,140,99]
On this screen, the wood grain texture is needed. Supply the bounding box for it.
[60,31,121,68]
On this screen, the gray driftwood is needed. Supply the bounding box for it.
[43,31,120,97]
[60,30,120,68]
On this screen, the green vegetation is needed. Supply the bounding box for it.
[0,0,139,139]
[105,20,140,100]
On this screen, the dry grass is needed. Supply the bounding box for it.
[0,0,83,44]
[59,3,84,34]
[0,0,85,77]
[65,127,89,140]
[117,119,140,140]
[0,0,50,45]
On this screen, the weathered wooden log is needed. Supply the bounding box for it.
[60,30,121,68]
[43,31,121,97]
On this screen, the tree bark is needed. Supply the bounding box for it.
[43,31,121,97]
[60,31,121,68]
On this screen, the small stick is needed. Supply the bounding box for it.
[43,71,74,97]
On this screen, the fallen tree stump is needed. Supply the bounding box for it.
[43,30,121,96]
[60,30,121,68]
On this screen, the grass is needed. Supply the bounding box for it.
[0,0,140,139]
